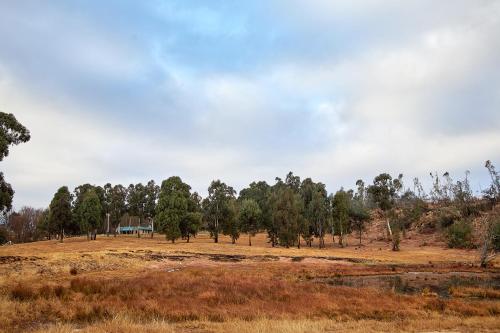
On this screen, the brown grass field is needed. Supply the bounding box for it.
[0,232,499,333]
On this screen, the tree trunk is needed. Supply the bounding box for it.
[332,225,335,244]
[60,228,64,243]
[359,229,362,245]
[386,218,393,240]
[339,223,343,247]
[249,234,252,246]
[232,237,235,244]
[187,235,190,243]
[171,239,175,244]
[214,232,218,243]
[297,234,301,249]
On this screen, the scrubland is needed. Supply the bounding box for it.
[0,233,498,333]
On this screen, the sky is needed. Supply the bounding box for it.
[1,0,500,209]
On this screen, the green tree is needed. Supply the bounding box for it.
[239,181,272,244]
[238,199,261,246]
[144,180,159,237]
[272,187,302,248]
[308,183,329,248]
[127,183,146,238]
[223,199,240,244]
[36,209,54,240]
[156,177,191,243]
[106,184,127,236]
[48,186,72,243]
[202,180,236,243]
[350,198,370,245]
[179,192,202,242]
[367,173,403,242]
[76,189,103,240]
[0,112,30,214]
[332,189,350,247]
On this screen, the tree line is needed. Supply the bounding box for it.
[0,111,499,260]
[3,163,499,254]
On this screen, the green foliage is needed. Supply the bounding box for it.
[436,206,461,229]
[75,189,103,239]
[127,183,147,223]
[0,225,8,244]
[367,173,403,211]
[303,183,329,248]
[202,180,236,243]
[0,112,30,214]
[239,181,272,241]
[399,191,428,230]
[48,186,73,241]
[156,177,191,243]
[222,199,240,243]
[0,172,14,214]
[180,211,202,242]
[446,219,474,249]
[238,199,262,237]
[332,189,350,246]
[105,184,128,233]
[36,209,53,239]
[272,187,302,247]
[144,180,159,221]
[0,112,31,162]
[349,198,370,244]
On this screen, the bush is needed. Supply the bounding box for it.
[446,219,474,249]
[437,207,461,229]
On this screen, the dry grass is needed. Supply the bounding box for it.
[27,316,500,333]
[0,232,499,332]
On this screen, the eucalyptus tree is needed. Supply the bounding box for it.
[48,186,73,242]
[156,177,191,243]
[239,181,272,244]
[72,183,94,235]
[349,198,370,245]
[179,192,202,242]
[127,183,146,237]
[272,186,303,248]
[106,184,127,236]
[76,189,103,240]
[238,199,261,246]
[332,189,350,247]
[202,180,236,243]
[223,198,240,244]
[144,180,159,237]
[309,185,329,248]
[367,173,403,240]
[0,112,30,214]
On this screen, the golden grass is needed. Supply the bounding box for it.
[0,233,498,333]
[28,316,500,333]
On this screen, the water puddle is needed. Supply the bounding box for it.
[318,271,500,297]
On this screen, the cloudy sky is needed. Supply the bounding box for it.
[1,0,500,208]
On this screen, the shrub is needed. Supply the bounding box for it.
[446,219,474,249]
[437,207,461,229]
[10,283,36,301]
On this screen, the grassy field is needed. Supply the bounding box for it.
[0,233,499,332]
